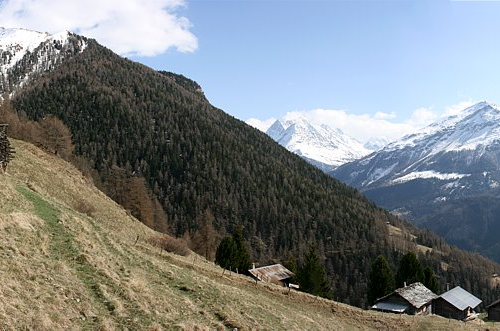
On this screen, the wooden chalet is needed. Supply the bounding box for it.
[371,282,437,315]
[433,286,482,320]
[487,299,500,321]
[248,263,295,287]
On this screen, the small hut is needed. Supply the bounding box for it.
[487,299,500,321]
[433,286,482,320]
[371,282,437,315]
[248,263,295,287]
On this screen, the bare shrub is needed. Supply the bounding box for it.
[149,235,190,257]
[74,199,96,217]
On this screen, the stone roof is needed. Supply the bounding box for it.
[394,282,438,309]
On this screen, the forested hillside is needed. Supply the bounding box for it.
[5,39,500,307]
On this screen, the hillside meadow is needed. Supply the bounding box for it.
[0,139,498,330]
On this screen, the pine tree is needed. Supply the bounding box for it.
[297,244,332,299]
[396,251,424,287]
[367,255,394,304]
[232,225,252,274]
[215,237,238,270]
[423,266,439,293]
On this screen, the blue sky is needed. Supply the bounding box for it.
[2,0,500,141]
[131,0,500,140]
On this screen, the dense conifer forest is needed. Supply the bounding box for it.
[4,40,500,307]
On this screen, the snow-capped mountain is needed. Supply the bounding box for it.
[0,27,87,95]
[332,101,500,262]
[363,137,389,152]
[264,115,370,172]
[334,101,500,189]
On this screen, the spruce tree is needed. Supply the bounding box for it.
[215,237,238,270]
[423,266,439,293]
[396,251,424,287]
[297,244,332,299]
[367,255,394,304]
[232,225,252,274]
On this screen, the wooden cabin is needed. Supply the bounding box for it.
[371,282,437,315]
[487,299,500,321]
[248,263,295,287]
[433,286,482,320]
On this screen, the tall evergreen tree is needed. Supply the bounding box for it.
[215,237,238,270]
[423,266,439,294]
[297,244,332,299]
[214,226,252,274]
[367,255,395,304]
[396,251,424,287]
[232,225,252,274]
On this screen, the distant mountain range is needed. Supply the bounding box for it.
[333,101,500,262]
[248,115,386,172]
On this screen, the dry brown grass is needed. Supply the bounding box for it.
[0,139,498,330]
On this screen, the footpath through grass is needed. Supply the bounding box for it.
[16,185,149,329]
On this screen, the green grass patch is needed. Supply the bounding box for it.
[16,185,150,328]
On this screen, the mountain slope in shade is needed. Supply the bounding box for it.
[332,101,500,262]
[265,115,370,171]
[0,27,87,94]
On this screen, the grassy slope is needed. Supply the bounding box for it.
[0,139,496,330]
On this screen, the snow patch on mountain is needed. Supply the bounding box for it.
[265,114,370,171]
[0,27,87,95]
[392,171,470,184]
[386,101,500,155]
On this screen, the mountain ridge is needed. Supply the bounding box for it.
[0,27,87,96]
[332,101,500,262]
[264,115,370,171]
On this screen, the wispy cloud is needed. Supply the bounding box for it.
[249,101,478,144]
[246,117,277,132]
[0,0,198,57]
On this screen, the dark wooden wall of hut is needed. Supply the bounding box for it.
[433,298,466,320]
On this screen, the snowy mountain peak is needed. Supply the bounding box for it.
[265,116,370,171]
[334,100,500,189]
[0,27,87,95]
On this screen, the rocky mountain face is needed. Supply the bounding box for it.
[264,115,370,172]
[0,28,86,95]
[332,101,500,262]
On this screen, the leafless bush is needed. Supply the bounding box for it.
[74,199,96,217]
[149,235,190,257]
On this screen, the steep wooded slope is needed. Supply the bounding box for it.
[7,40,500,307]
[3,139,492,330]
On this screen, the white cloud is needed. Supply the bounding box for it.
[248,101,477,144]
[374,111,396,120]
[442,100,476,117]
[0,0,198,57]
[407,107,438,127]
[246,117,276,132]
[302,108,416,143]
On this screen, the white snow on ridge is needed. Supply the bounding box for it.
[392,171,470,184]
[266,115,370,169]
[1,27,88,96]
[384,101,500,154]
[0,28,50,71]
